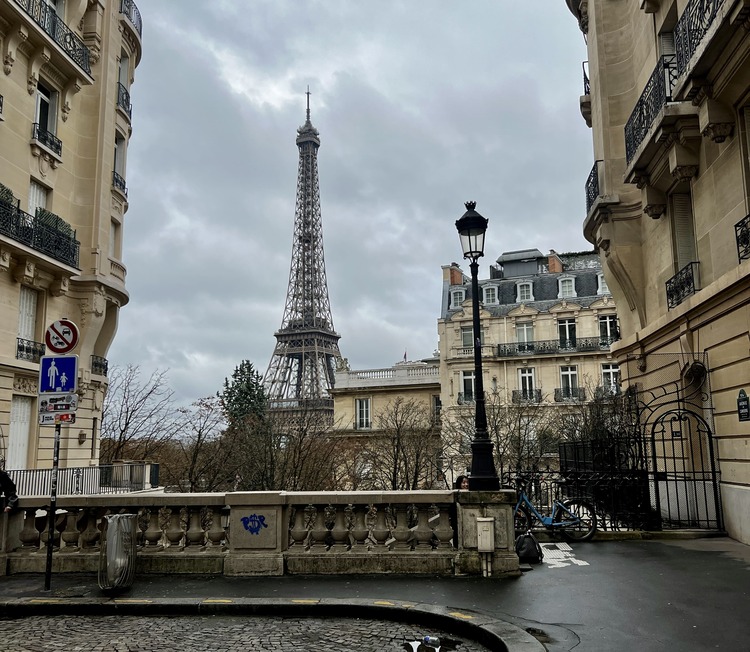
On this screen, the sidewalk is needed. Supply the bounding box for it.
[1,537,749,651]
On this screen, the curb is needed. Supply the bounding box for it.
[0,596,545,651]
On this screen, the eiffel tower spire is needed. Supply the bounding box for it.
[263,91,342,413]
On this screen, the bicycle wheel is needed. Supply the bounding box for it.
[514,505,533,534]
[554,499,597,542]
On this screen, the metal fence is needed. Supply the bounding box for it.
[6,463,159,496]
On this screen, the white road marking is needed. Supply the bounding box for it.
[540,542,590,568]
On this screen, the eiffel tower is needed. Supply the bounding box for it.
[263,92,342,414]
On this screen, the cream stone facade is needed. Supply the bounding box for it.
[566,0,750,542]
[438,250,620,483]
[0,0,142,470]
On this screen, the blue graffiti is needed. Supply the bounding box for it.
[241,514,268,535]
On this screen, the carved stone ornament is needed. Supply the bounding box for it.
[27,47,51,95]
[12,259,36,285]
[13,375,38,395]
[30,145,59,175]
[0,248,10,272]
[644,203,666,219]
[636,355,647,372]
[50,276,70,297]
[702,122,734,143]
[578,0,589,34]
[671,165,698,182]
[640,0,660,12]
[3,24,29,75]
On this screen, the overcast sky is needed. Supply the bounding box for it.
[107,1,592,405]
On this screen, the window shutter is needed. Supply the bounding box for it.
[28,181,47,216]
[17,286,38,340]
[8,396,33,469]
[672,193,696,270]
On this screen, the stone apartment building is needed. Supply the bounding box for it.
[438,249,620,484]
[566,0,750,542]
[0,0,142,470]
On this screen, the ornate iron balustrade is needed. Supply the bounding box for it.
[585,160,601,213]
[32,122,62,156]
[497,337,615,357]
[112,170,128,196]
[554,387,587,402]
[116,82,132,118]
[674,0,724,75]
[16,337,45,362]
[12,0,91,74]
[0,197,80,267]
[457,392,474,405]
[735,214,750,262]
[0,94,4,116]
[666,261,700,308]
[120,0,142,37]
[91,355,109,376]
[512,389,542,404]
[624,55,678,163]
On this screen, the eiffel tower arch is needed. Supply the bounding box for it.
[263,93,342,416]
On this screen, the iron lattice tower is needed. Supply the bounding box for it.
[263,93,342,413]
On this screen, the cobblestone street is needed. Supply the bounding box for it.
[0,615,490,652]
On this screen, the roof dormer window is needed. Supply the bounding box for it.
[597,273,610,295]
[451,288,466,309]
[558,276,577,299]
[482,285,498,305]
[516,281,534,303]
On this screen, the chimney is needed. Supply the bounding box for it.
[547,250,563,273]
[443,263,465,285]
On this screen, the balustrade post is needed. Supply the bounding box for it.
[391,505,411,550]
[143,508,164,551]
[329,506,349,549]
[309,506,328,548]
[19,509,41,549]
[289,506,309,548]
[350,506,369,550]
[412,506,434,550]
[164,508,184,548]
[432,508,455,549]
[184,507,205,547]
[79,509,101,550]
[60,511,80,552]
[371,505,390,547]
[205,508,225,549]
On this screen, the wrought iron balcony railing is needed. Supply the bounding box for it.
[116,82,132,118]
[13,0,91,74]
[736,214,750,262]
[497,336,617,358]
[16,337,45,362]
[91,355,109,376]
[32,122,62,157]
[675,0,724,75]
[554,387,587,402]
[582,60,590,95]
[0,198,80,268]
[0,94,4,117]
[120,0,143,37]
[512,389,542,404]
[666,261,700,309]
[112,170,128,196]
[457,392,474,405]
[585,160,601,213]
[594,385,622,400]
[625,55,678,163]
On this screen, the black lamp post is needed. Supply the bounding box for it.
[455,201,500,491]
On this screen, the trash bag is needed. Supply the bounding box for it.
[98,513,138,591]
[515,531,543,564]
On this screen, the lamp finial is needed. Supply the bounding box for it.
[465,201,476,211]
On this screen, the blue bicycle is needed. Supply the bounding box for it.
[513,476,597,542]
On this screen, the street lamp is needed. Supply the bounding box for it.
[455,201,500,491]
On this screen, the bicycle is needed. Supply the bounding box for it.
[512,476,597,542]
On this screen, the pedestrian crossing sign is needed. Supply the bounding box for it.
[39,355,78,393]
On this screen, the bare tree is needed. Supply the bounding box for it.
[100,365,183,464]
[353,397,441,491]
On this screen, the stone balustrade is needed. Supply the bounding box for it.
[0,489,519,578]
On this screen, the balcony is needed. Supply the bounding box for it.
[497,336,616,358]
[120,0,142,38]
[116,82,132,119]
[451,345,497,358]
[736,214,750,262]
[512,389,542,404]
[112,170,128,196]
[16,337,45,363]
[32,122,62,157]
[0,197,80,268]
[625,55,678,163]
[594,385,621,400]
[580,61,591,127]
[585,160,601,214]
[666,261,700,309]
[554,387,587,402]
[457,392,474,405]
[674,0,723,76]
[91,355,109,376]
[7,462,158,496]
[12,0,91,75]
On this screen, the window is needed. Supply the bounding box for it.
[355,398,371,429]
[597,273,609,295]
[35,80,58,137]
[451,289,466,308]
[482,285,497,304]
[516,321,534,352]
[599,315,618,345]
[118,51,130,87]
[8,396,33,469]
[460,371,475,403]
[560,366,578,398]
[602,364,620,393]
[558,318,577,349]
[461,326,483,348]
[109,219,120,259]
[432,395,442,422]
[516,282,534,302]
[17,286,39,342]
[27,180,48,226]
[558,277,576,299]
[114,133,126,175]
[671,193,697,270]
[518,367,536,401]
